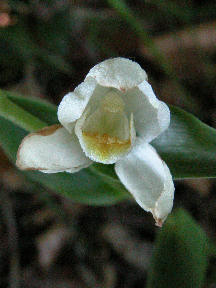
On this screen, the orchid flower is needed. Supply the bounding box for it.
[16,58,174,226]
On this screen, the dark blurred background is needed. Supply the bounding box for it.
[0,0,216,287]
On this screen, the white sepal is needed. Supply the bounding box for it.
[16,125,92,173]
[115,141,174,226]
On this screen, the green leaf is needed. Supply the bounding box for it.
[0,19,72,74]
[0,91,46,132]
[152,105,216,178]
[147,209,209,288]
[4,90,58,125]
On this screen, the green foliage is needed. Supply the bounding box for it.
[153,105,216,178]
[147,209,209,288]
[0,91,46,132]
[0,7,72,78]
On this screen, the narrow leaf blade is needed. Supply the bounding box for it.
[147,209,209,288]
[153,105,216,178]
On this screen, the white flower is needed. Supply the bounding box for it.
[16,57,174,226]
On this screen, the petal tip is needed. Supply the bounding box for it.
[154,217,164,228]
[152,208,165,227]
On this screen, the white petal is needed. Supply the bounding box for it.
[57,77,98,132]
[123,80,170,143]
[86,57,147,91]
[115,141,174,226]
[16,125,92,173]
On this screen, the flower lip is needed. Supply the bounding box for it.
[75,90,136,164]
[82,131,132,161]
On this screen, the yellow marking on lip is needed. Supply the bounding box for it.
[82,131,131,161]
